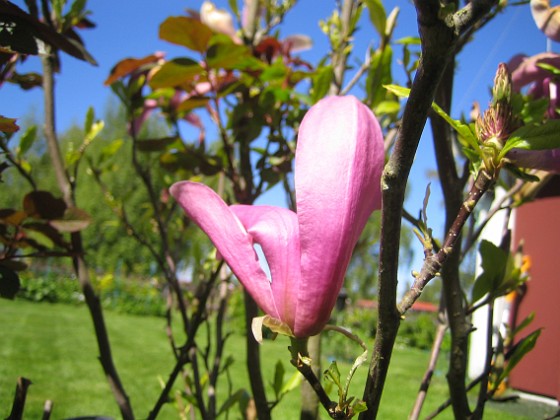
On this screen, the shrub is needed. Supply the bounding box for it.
[19,272,82,304]
[18,271,166,317]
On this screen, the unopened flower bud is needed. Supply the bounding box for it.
[476,64,521,173]
[492,63,512,106]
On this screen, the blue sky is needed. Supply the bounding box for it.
[2,0,556,281]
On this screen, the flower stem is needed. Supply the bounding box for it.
[289,337,340,418]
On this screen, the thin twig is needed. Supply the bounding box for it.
[409,316,448,419]
[147,261,223,419]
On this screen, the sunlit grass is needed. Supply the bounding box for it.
[0,300,552,419]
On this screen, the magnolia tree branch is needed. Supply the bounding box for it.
[330,0,360,95]
[129,134,191,336]
[289,338,339,418]
[424,38,473,417]
[360,0,499,418]
[0,140,37,190]
[398,170,494,313]
[409,313,448,419]
[40,51,134,420]
[7,377,31,420]
[147,261,223,419]
[243,291,272,420]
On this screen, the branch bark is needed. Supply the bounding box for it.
[360,1,499,418]
[41,51,134,419]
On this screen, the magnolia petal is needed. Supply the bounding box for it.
[200,1,241,43]
[231,205,301,331]
[282,35,313,53]
[507,148,560,172]
[293,95,384,337]
[509,53,560,92]
[531,0,560,42]
[170,181,279,318]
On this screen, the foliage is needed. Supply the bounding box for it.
[1,0,557,419]
[16,270,167,317]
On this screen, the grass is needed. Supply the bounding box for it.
[1,300,556,419]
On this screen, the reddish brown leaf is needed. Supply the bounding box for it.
[23,191,66,220]
[0,116,19,133]
[104,53,164,86]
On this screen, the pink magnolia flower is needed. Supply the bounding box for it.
[170,96,384,338]
[506,148,560,172]
[530,0,560,42]
[506,54,560,172]
[200,1,241,44]
[508,53,560,118]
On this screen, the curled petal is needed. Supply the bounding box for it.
[294,95,384,337]
[170,181,279,319]
[129,99,158,136]
[508,53,560,92]
[200,1,240,43]
[231,205,301,331]
[282,35,313,54]
[531,0,560,42]
[507,148,560,172]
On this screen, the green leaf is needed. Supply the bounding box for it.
[384,83,479,150]
[501,120,560,158]
[536,62,560,76]
[498,329,541,384]
[383,84,410,98]
[395,36,421,45]
[135,137,179,152]
[176,97,211,113]
[374,100,400,115]
[0,265,20,299]
[69,0,87,21]
[149,58,204,89]
[85,120,104,143]
[22,222,67,248]
[272,360,285,398]
[367,46,393,107]
[206,41,251,69]
[311,65,333,104]
[84,106,94,134]
[101,138,124,158]
[363,0,386,37]
[431,102,478,150]
[159,16,213,52]
[52,0,64,20]
[471,240,508,303]
[280,371,302,396]
[216,389,249,417]
[352,399,368,415]
[512,312,535,337]
[324,361,342,389]
[23,226,55,249]
[17,125,37,156]
[260,61,288,82]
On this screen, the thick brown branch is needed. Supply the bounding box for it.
[7,377,32,420]
[360,0,499,417]
[41,50,134,420]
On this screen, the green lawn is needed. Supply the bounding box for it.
[1,300,555,418]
